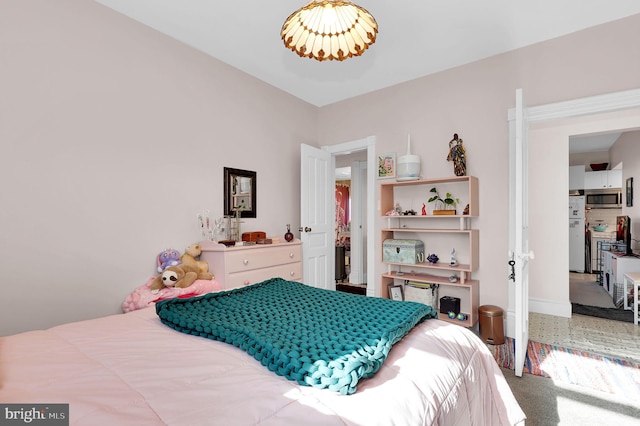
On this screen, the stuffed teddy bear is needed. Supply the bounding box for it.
[150,264,213,293]
[180,243,209,274]
[157,248,182,273]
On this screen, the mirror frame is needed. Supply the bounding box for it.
[224,167,257,218]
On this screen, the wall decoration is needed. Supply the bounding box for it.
[224,167,256,218]
[378,153,396,179]
[335,182,350,247]
[626,177,633,207]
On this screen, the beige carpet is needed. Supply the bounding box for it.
[569,274,615,308]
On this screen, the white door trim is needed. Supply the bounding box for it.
[508,88,640,123]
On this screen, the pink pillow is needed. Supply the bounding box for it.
[122,276,222,313]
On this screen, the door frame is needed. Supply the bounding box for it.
[506,88,640,337]
[324,136,377,297]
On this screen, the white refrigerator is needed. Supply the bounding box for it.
[569,196,585,272]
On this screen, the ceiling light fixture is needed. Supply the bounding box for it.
[281,0,378,62]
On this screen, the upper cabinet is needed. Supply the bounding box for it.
[569,166,585,190]
[607,169,623,188]
[584,169,622,189]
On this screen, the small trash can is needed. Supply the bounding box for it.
[478,305,505,345]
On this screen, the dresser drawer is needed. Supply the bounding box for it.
[225,245,301,273]
[225,262,303,289]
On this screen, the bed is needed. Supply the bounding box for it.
[0,278,525,425]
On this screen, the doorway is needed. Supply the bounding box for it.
[507,88,640,336]
[324,136,377,298]
[334,154,367,295]
[568,134,623,315]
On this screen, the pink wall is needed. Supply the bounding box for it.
[1,1,638,334]
[0,0,317,335]
[318,14,640,312]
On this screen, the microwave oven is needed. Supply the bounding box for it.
[585,189,622,208]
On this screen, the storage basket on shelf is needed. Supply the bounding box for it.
[404,282,439,308]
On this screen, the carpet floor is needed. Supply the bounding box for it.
[491,337,640,401]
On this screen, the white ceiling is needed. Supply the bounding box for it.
[569,132,622,154]
[94,1,640,107]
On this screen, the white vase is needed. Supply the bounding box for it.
[397,134,421,180]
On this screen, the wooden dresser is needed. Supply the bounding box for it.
[199,240,303,290]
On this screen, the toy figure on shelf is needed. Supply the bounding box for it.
[450,248,458,267]
[421,203,427,215]
[446,133,466,176]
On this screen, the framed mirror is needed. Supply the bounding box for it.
[224,167,256,218]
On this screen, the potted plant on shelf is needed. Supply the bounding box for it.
[428,187,460,215]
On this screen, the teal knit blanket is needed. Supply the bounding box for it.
[156,278,437,395]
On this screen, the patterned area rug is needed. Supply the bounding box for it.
[491,338,640,399]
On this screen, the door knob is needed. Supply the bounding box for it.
[298,226,312,232]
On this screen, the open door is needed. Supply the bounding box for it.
[510,88,534,377]
[300,144,333,289]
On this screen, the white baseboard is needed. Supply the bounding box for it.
[505,298,572,338]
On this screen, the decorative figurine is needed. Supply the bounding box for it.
[427,253,439,264]
[284,224,294,242]
[421,203,427,215]
[446,133,466,176]
[450,248,458,266]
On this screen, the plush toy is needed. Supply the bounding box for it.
[150,264,213,293]
[157,248,182,273]
[181,243,209,274]
[122,275,222,313]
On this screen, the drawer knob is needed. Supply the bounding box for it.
[289,252,294,258]
[243,280,250,285]
[290,271,295,276]
[243,259,249,265]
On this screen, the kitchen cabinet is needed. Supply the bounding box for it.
[569,165,585,190]
[380,176,479,327]
[584,170,623,189]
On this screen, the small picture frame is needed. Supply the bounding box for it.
[378,153,396,179]
[389,285,404,301]
[626,177,633,207]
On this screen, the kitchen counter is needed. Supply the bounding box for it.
[601,250,640,300]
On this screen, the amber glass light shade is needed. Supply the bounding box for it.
[281,0,378,61]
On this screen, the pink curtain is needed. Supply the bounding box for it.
[335,184,350,246]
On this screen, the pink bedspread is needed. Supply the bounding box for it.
[121,276,222,313]
[0,308,525,425]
